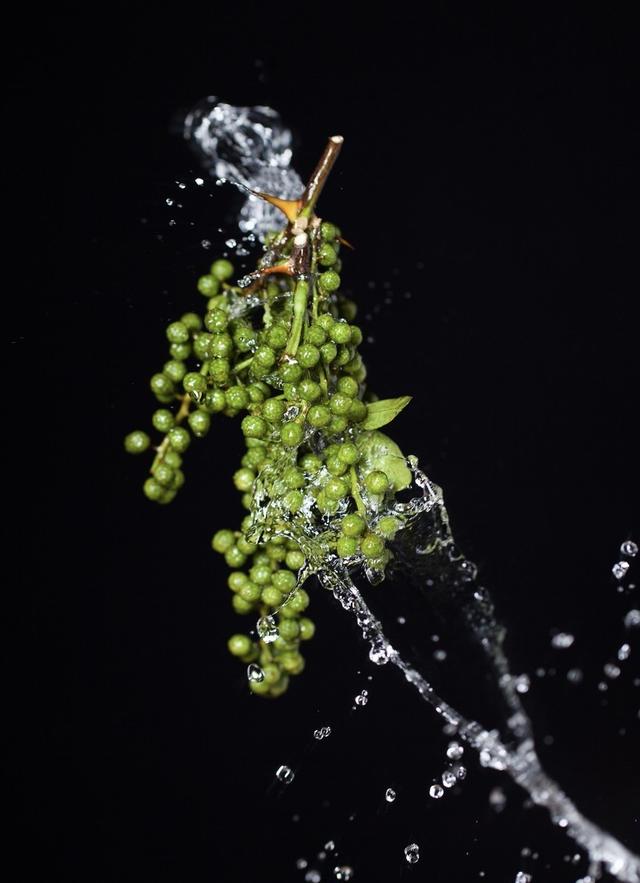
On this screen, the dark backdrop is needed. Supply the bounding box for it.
[6,7,639,882]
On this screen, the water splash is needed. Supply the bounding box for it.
[183,96,303,239]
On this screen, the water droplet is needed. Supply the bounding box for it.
[621,540,638,557]
[455,765,467,780]
[489,786,507,811]
[296,858,308,870]
[368,645,389,665]
[314,726,332,740]
[612,561,630,580]
[429,784,444,799]
[333,867,353,881]
[446,741,464,760]
[624,608,640,628]
[551,632,575,649]
[354,690,368,707]
[195,177,204,186]
[305,871,321,883]
[201,239,211,249]
[225,238,237,248]
[325,840,335,852]
[441,770,457,788]
[247,663,264,683]
[604,662,621,679]
[165,197,174,206]
[385,787,396,803]
[514,674,530,694]
[618,643,631,661]
[177,182,186,190]
[276,764,295,784]
[404,843,420,864]
[515,873,532,883]
[433,649,447,661]
[257,615,279,643]
[567,667,583,683]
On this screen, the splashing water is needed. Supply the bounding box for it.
[182,98,639,883]
[183,96,303,239]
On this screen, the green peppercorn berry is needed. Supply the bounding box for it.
[339,298,357,321]
[281,422,304,447]
[280,362,303,383]
[163,450,182,469]
[204,308,228,333]
[320,342,338,363]
[265,542,287,562]
[241,492,252,510]
[152,409,174,433]
[208,294,227,310]
[232,595,254,615]
[228,634,252,657]
[307,405,331,428]
[305,324,327,346]
[263,398,286,423]
[268,674,291,696]
[254,345,276,368]
[180,312,202,332]
[261,586,284,607]
[297,343,320,368]
[297,617,314,641]
[244,448,266,470]
[288,588,309,612]
[262,663,281,685]
[225,546,247,568]
[233,325,255,352]
[212,529,235,554]
[285,550,305,570]
[283,489,303,512]
[169,341,191,361]
[316,313,335,331]
[211,258,234,281]
[197,274,219,296]
[167,426,190,453]
[237,536,257,556]
[209,333,232,359]
[283,466,305,490]
[361,532,385,558]
[326,455,348,476]
[150,373,174,398]
[225,386,249,411]
[202,389,225,413]
[278,619,300,641]
[241,415,268,439]
[320,221,339,241]
[341,513,365,537]
[300,452,323,473]
[365,470,389,495]
[329,321,351,344]
[171,469,185,490]
[192,334,211,362]
[272,570,297,594]
[325,477,349,500]
[280,651,305,675]
[239,582,262,603]
[124,430,150,454]
[247,383,267,404]
[166,321,190,344]
[337,376,359,397]
[343,354,363,376]
[248,563,270,586]
[338,442,359,465]
[349,325,363,345]
[376,515,401,539]
[337,535,358,557]
[142,477,163,501]
[266,325,288,350]
[185,410,208,437]
[320,270,341,293]
[318,242,337,266]
[209,358,230,385]
[297,379,320,402]
[328,416,348,435]
[348,399,367,423]
[231,467,254,493]
[227,571,247,592]
[328,393,352,416]
[152,463,173,488]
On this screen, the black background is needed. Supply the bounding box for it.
[6,6,639,882]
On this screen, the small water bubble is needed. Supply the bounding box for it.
[354,690,368,707]
[404,843,420,864]
[325,840,336,852]
[447,741,464,760]
[624,609,640,628]
[385,787,396,803]
[195,177,204,186]
[489,786,507,811]
[225,237,237,248]
[276,764,295,784]
[333,867,353,881]
[567,668,583,684]
[247,663,264,683]
[201,239,212,249]
[515,674,530,694]
[165,197,174,206]
[429,784,444,799]
[621,540,638,557]
[177,182,186,190]
[257,615,278,643]
[369,644,389,665]
[296,858,308,870]
[612,561,630,580]
[433,649,447,661]
[551,632,575,649]
[617,643,631,661]
[397,616,406,625]
[604,663,621,679]
[515,873,532,883]
[305,871,321,883]
[455,765,467,780]
[441,770,456,788]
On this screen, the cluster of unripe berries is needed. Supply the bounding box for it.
[125,219,405,696]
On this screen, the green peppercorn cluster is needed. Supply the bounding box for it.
[126,168,413,696]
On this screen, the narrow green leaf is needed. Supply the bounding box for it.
[362,396,412,430]
[356,430,412,491]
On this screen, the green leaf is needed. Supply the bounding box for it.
[356,430,412,492]
[362,396,412,430]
